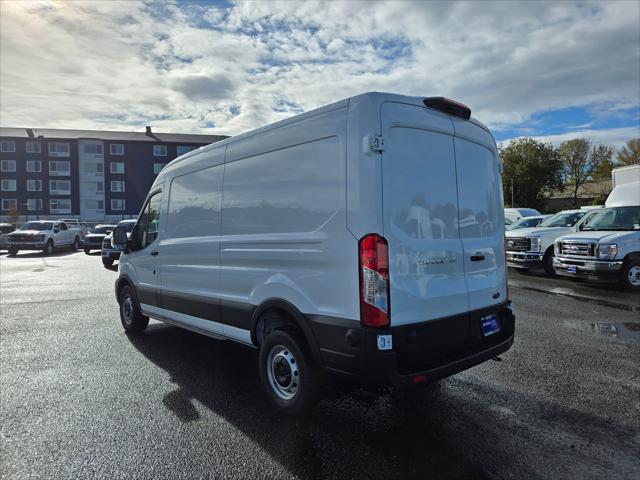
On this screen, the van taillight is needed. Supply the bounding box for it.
[359,234,390,328]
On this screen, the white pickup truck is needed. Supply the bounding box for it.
[554,165,640,290]
[505,208,601,275]
[6,220,82,256]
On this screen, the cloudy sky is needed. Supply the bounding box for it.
[1,0,639,146]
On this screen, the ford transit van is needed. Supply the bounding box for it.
[111,92,515,414]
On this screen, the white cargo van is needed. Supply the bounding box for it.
[111,93,515,414]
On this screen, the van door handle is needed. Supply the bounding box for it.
[150,250,159,256]
[470,255,485,262]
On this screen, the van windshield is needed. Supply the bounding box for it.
[20,222,53,231]
[539,211,585,227]
[582,206,640,231]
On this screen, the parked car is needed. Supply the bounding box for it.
[60,219,89,239]
[110,92,515,415]
[505,208,601,275]
[554,165,640,289]
[504,207,541,223]
[6,221,81,256]
[83,224,114,254]
[0,223,16,250]
[101,219,136,267]
[506,215,551,231]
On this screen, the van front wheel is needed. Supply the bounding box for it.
[118,285,149,333]
[259,329,320,415]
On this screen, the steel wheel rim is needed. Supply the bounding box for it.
[266,345,299,400]
[628,265,640,286]
[122,294,134,326]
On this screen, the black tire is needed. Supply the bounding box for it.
[118,285,149,333]
[102,258,114,267]
[42,239,54,255]
[259,329,321,415]
[8,248,18,256]
[543,248,556,276]
[620,260,640,291]
[84,248,91,254]
[71,237,80,251]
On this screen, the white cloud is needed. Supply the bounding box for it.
[0,0,638,139]
[501,126,640,148]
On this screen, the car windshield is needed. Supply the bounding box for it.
[510,217,541,229]
[20,222,53,231]
[92,226,113,234]
[539,211,585,227]
[582,206,640,231]
[117,221,136,233]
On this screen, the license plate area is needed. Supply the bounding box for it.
[480,313,500,337]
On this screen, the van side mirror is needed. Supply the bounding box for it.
[112,226,128,252]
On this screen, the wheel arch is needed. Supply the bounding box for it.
[250,298,322,364]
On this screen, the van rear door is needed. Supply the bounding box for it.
[381,102,468,326]
[452,119,506,311]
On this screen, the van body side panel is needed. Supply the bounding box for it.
[345,93,385,240]
[452,119,507,310]
[220,107,359,325]
[381,102,469,325]
[157,147,225,335]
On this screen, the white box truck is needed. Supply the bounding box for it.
[554,164,640,289]
[110,92,515,414]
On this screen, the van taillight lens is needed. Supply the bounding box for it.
[359,234,390,328]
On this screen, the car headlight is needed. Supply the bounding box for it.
[529,237,541,252]
[598,244,618,259]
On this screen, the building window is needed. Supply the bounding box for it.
[177,145,196,156]
[1,140,16,152]
[97,181,104,192]
[1,179,17,191]
[49,161,70,176]
[27,179,42,192]
[27,160,42,172]
[48,142,70,157]
[153,145,167,156]
[110,180,125,192]
[110,162,125,174]
[50,198,71,214]
[83,162,104,174]
[49,179,71,195]
[27,199,43,211]
[84,199,104,210]
[111,199,125,211]
[82,144,103,154]
[26,141,42,153]
[1,160,16,172]
[1,199,17,210]
[153,163,166,174]
[110,144,124,155]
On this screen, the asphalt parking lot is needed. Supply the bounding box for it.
[1,251,639,480]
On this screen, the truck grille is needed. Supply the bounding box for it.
[506,237,530,252]
[558,241,596,257]
[9,234,38,242]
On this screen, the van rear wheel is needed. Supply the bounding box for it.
[259,329,321,415]
[118,285,149,333]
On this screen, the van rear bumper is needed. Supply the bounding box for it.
[308,302,515,387]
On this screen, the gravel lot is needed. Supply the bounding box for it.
[1,252,639,480]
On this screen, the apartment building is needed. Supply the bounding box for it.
[0,127,226,222]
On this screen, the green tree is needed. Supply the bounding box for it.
[499,138,564,211]
[592,157,614,180]
[616,138,639,166]
[559,138,614,208]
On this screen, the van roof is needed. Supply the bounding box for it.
[168,92,490,168]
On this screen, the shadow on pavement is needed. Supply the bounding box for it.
[126,323,493,480]
[2,250,81,259]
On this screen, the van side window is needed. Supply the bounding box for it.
[138,191,162,247]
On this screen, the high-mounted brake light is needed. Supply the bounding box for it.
[423,97,471,120]
[359,234,390,328]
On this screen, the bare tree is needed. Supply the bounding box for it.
[559,138,614,208]
[616,138,640,166]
